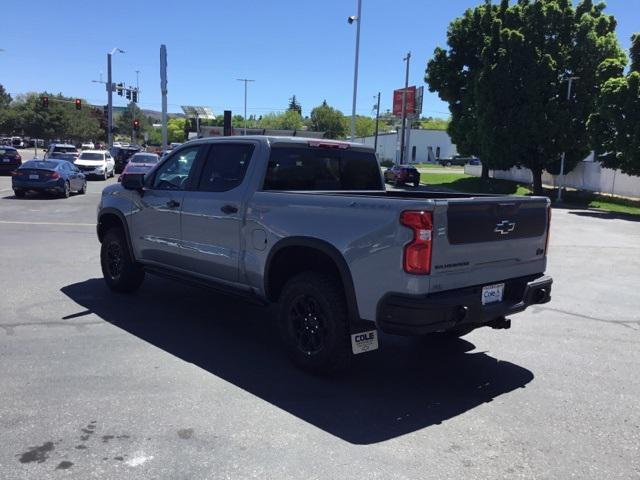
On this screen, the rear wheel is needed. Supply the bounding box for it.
[100,228,145,293]
[278,272,352,374]
[413,180,420,188]
[13,189,25,198]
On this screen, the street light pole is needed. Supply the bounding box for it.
[373,92,381,153]
[349,0,362,141]
[236,79,255,135]
[107,48,125,149]
[399,52,411,165]
[557,76,579,202]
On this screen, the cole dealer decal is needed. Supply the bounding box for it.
[351,330,379,354]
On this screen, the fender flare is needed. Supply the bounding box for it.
[97,208,136,261]
[265,236,360,322]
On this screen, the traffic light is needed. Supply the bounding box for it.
[103,105,108,118]
[41,96,49,109]
[75,99,82,110]
[125,88,131,100]
[133,119,140,131]
[116,83,124,96]
[132,90,138,103]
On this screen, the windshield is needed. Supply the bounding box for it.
[264,146,383,191]
[130,153,159,164]
[79,153,104,160]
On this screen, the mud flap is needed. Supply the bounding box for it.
[350,319,379,355]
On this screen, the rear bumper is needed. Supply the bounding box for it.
[377,274,552,335]
[12,178,64,191]
[0,163,21,172]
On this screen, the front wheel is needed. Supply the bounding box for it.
[13,189,25,198]
[278,272,352,374]
[413,180,420,188]
[78,180,87,194]
[100,228,145,293]
[102,170,108,181]
[61,181,70,198]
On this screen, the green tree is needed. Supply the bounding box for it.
[309,101,346,139]
[420,117,449,130]
[115,102,152,139]
[0,84,12,109]
[589,34,640,176]
[167,118,187,143]
[288,95,302,115]
[427,0,625,194]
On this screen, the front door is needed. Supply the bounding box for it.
[179,142,256,283]
[130,145,201,268]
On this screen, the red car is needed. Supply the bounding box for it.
[118,152,160,183]
[383,164,420,187]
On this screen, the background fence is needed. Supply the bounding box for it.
[464,161,640,199]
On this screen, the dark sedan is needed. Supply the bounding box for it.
[118,152,160,183]
[12,160,87,198]
[383,164,420,187]
[0,146,22,174]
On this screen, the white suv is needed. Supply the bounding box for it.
[75,150,115,180]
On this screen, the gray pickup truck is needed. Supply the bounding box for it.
[97,136,552,373]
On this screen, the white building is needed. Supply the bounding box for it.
[356,129,457,164]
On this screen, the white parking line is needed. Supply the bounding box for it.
[0,220,95,227]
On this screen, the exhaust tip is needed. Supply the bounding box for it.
[535,288,548,303]
[454,305,468,322]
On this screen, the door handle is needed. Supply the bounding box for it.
[221,204,238,214]
[166,199,180,208]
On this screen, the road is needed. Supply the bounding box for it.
[0,173,638,479]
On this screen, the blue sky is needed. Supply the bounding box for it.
[1,0,638,117]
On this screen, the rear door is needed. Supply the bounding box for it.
[130,145,202,268]
[178,141,257,283]
[430,197,550,291]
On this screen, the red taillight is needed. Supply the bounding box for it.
[400,210,433,274]
[47,171,60,179]
[544,206,552,255]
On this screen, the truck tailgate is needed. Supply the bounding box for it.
[430,197,550,291]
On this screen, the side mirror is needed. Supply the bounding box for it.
[121,174,145,191]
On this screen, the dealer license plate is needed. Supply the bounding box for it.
[29,174,39,179]
[482,283,504,305]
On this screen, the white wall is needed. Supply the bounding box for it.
[357,129,457,163]
[464,162,640,199]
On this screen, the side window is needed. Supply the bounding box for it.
[61,162,70,171]
[197,144,254,192]
[152,146,200,190]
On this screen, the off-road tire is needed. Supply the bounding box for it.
[278,272,352,374]
[100,228,145,293]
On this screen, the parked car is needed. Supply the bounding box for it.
[45,144,79,162]
[12,159,86,198]
[11,136,24,148]
[97,136,552,374]
[75,150,115,180]
[118,152,160,183]
[110,146,141,173]
[0,146,22,174]
[438,155,479,167]
[383,164,421,187]
[81,142,95,150]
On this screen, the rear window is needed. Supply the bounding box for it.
[78,152,104,160]
[130,153,159,164]
[264,146,382,191]
[0,148,17,155]
[22,161,59,169]
[53,146,78,153]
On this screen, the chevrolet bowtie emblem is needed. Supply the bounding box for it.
[494,220,516,235]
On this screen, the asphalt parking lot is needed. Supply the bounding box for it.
[0,169,639,479]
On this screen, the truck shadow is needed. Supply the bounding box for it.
[61,277,534,445]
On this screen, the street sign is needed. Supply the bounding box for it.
[393,86,417,117]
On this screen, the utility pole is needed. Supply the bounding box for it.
[399,51,411,165]
[557,76,579,202]
[236,79,255,135]
[133,70,140,145]
[106,48,125,149]
[349,0,362,141]
[373,92,381,153]
[160,45,168,152]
